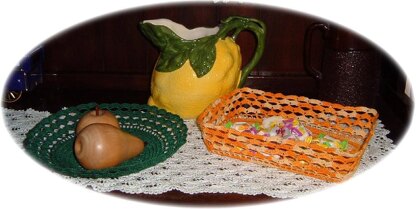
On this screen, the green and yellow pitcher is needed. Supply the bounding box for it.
[140,16,266,119]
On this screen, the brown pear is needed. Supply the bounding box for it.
[74,123,145,170]
[76,106,120,134]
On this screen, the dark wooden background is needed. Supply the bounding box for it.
[6,2,410,142]
[5,2,412,142]
[31,3,326,100]
[2,2,413,205]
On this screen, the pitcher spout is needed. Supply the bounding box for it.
[141,19,219,41]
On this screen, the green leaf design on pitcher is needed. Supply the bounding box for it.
[139,16,266,85]
[139,23,193,72]
[188,36,217,77]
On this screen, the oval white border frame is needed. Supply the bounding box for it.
[1,1,415,209]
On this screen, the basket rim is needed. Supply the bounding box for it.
[219,87,379,114]
[198,87,379,135]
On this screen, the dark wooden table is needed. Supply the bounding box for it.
[2,80,411,206]
[4,81,410,144]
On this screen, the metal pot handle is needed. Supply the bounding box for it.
[303,22,329,80]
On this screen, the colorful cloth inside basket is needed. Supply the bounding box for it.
[225,116,349,151]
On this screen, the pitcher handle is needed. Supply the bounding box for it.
[217,16,266,88]
[303,22,329,80]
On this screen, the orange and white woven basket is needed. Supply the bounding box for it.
[197,87,379,182]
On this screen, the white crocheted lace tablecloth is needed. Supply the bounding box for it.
[3,108,395,199]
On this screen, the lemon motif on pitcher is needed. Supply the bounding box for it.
[140,16,266,119]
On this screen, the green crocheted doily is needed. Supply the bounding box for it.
[23,103,188,178]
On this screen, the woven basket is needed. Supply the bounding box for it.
[24,103,187,178]
[197,88,378,182]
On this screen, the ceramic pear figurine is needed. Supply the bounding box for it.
[76,106,120,134]
[74,123,145,170]
[140,16,266,119]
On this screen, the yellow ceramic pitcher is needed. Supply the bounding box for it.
[140,16,266,119]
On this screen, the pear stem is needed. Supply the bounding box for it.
[95,105,100,116]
